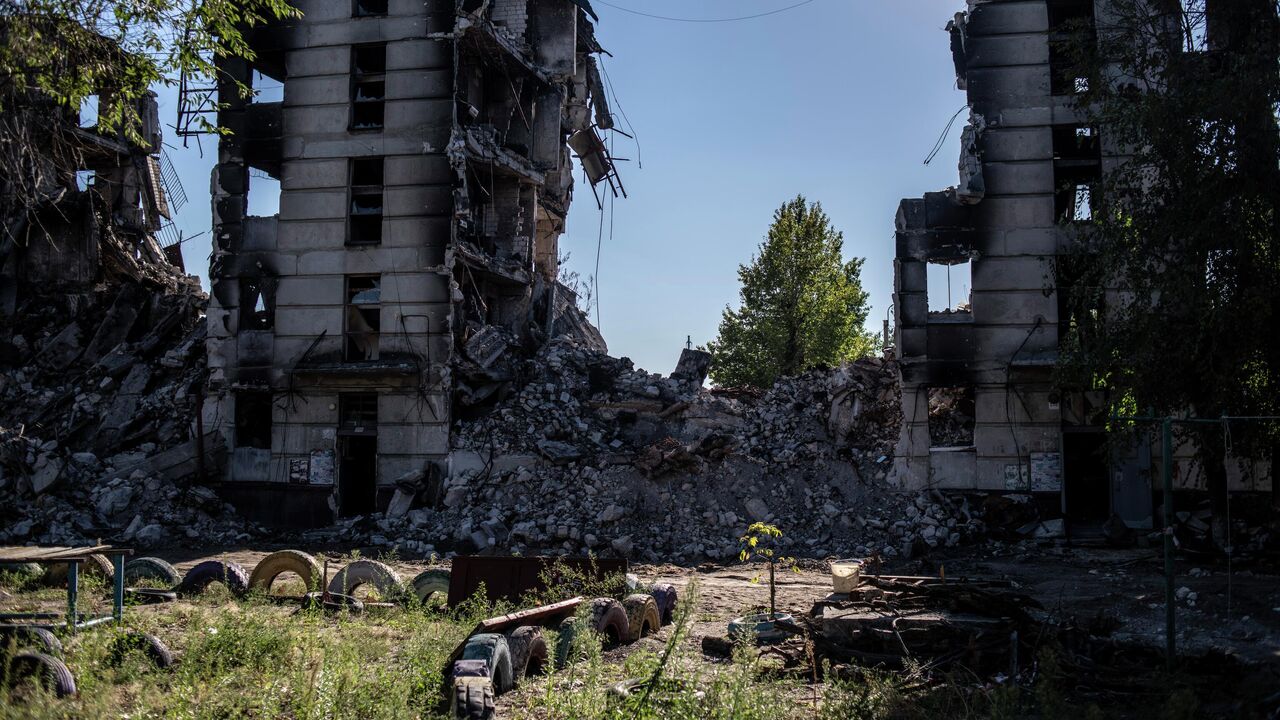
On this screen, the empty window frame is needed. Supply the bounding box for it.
[348,158,384,245]
[345,275,381,361]
[1053,125,1102,223]
[339,392,379,432]
[928,386,976,448]
[1048,1,1096,96]
[353,0,388,17]
[927,259,973,314]
[240,276,276,330]
[351,44,387,130]
[235,391,274,450]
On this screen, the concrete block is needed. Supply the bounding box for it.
[385,70,452,100]
[971,256,1053,292]
[237,331,275,368]
[973,196,1056,230]
[981,127,1052,162]
[290,0,353,22]
[282,105,352,137]
[979,228,1059,256]
[243,216,279,251]
[273,305,343,337]
[966,2,1047,36]
[279,423,340,454]
[384,155,453,186]
[273,335,344,364]
[275,275,345,307]
[971,290,1057,325]
[973,324,1056,361]
[380,273,450,303]
[387,39,451,71]
[295,247,434,275]
[284,75,352,108]
[382,99,453,134]
[280,189,348,221]
[967,66,1051,106]
[307,17,428,48]
[384,187,453,217]
[277,219,347,251]
[285,46,351,78]
[982,160,1054,195]
[282,159,350,191]
[284,136,437,161]
[964,34,1049,68]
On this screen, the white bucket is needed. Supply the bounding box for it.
[831,558,864,594]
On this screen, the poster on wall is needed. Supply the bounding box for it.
[288,458,309,484]
[1030,452,1062,492]
[309,449,335,485]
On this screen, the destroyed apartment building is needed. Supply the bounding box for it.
[889,0,1272,528]
[204,0,620,526]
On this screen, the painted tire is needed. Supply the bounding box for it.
[410,568,450,605]
[0,626,63,657]
[650,583,678,625]
[451,676,495,720]
[326,560,406,601]
[621,593,660,643]
[41,554,115,587]
[553,616,582,669]
[108,631,174,669]
[6,651,76,698]
[124,557,181,588]
[505,625,548,680]
[459,633,514,695]
[248,550,323,593]
[177,560,250,597]
[587,598,629,647]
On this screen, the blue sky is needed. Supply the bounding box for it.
[159,0,969,376]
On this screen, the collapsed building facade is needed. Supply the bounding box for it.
[890,0,1273,528]
[204,0,617,526]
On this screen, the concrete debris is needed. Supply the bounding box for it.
[0,279,258,549]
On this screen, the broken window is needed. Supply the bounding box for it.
[251,68,284,104]
[928,386,975,448]
[240,276,276,330]
[1048,1,1096,96]
[345,275,381,361]
[247,169,282,218]
[75,170,95,192]
[927,259,973,314]
[353,0,388,17]
[1053,125,1102,223]
[79,94,99,128]
[348,158,383,245]
[339,393,379,433]
[235,391,274,450]
[351,44,387,130]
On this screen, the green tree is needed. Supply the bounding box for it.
[704,196,876,388]
[1057,0,1280,535]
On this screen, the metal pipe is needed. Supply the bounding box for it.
[66,561,79,634]
[112,552,125,623]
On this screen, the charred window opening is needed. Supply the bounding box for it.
[1054,125,1102,223]
[339,393,378,433]
[75,170,95,191]
[248,168,281,218]
[79,94,99,128]
[1048,1,1096,96]
[240,276,276,330]
[345,275,381,361]
[928,386,976,448]
[235,391,273,450]
[348,158,384,245]
[927,259,973,315]
[351,44,386,130]
[250,68,284,104]
[354,0,388,17]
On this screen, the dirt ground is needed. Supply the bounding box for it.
[151,540,1280,666]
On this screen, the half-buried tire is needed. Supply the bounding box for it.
[326,560,406,602]
[176,560,250,598]
[622,593,661,643]
[123,557,181,588]
[0,626,63,657]
[458,633,514,695]
[451,676,495,720]
[410,568,450,605]
[6,652,76,698]
[505,626,548,681]
[586,598,629,647]
[107,631,174,669]
[41,554,114,588]
[650,583,678,625]
[248,550,323,594]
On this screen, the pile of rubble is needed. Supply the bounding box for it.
[0,282,258,549]
[306,339,985,563]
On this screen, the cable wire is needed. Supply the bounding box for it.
[594,0,820,23]
[923,104,969,165]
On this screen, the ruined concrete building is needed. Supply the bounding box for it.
[203,0,617,526]
[891,0,1271,529]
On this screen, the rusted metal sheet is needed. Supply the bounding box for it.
[0,545,131,562]
[447,555,627,607]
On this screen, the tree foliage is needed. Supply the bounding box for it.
[704,196,876,388]
[1057,0,1280,522]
